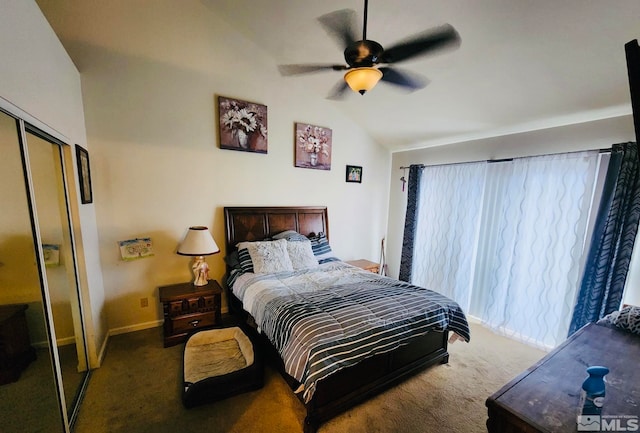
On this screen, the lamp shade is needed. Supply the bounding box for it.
[344,67,383,95]
[177,226,220,256]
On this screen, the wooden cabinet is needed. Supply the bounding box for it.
[486,323,640,433]
[159,281,222,347]
[345,259,380,274]
[0,304,36,385]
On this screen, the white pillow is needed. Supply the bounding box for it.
[286,240,319,270]
[244,239,293,274]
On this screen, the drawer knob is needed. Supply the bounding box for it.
[189,320,200,327]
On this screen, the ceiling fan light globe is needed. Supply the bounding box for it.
[344,67,383,95]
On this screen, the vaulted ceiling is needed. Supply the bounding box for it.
[38,0,640,152]
[207,0,640,151]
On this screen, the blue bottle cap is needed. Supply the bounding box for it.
[586,366,609,376]
[583,366,609,394]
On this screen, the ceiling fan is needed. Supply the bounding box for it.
[278,0,461,99]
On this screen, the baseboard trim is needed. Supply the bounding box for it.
[109,319,163,337]
[467,314,482,324]
[96,332,109,367]
[32,335,79,349]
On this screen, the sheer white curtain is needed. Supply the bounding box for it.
[411,161,487,312]
[411,151,600,349]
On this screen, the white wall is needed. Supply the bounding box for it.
[388,114,639,306]
[0,0,106,367]
[37,0,391,334]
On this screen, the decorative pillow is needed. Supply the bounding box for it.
[244,239,294,274]
[599,305,640,335]
[223,250,241,269]
[307,233,339,263]
[272,230,308,242]
[286,240,319,270]
[236,247,255,273]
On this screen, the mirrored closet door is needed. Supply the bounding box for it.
[0,109,89,432]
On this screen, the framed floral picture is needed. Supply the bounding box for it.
[294,123,332,170]
[218,96,268,153]
[346,165,362,183]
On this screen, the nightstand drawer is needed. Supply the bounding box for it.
[168,296,218,316]
[169,301,185,315]
[200,295,218,310]
[170,312,216,334]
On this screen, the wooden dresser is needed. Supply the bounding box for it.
[486,323,640,432]
[0,304,36,385]
[159,281,222,347]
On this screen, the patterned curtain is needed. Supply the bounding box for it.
[399,165,423,282]
[474,152,598,348]
[411,161,487,310]
[569,142,640,335]
[406,152,599,348]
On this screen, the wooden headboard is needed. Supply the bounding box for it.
[223,206,328,253]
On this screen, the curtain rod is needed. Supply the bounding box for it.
[399,147,613,170]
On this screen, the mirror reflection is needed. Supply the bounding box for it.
[25,130,89,418]
[0,111,64,431]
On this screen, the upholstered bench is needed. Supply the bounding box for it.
[182,326,263,408]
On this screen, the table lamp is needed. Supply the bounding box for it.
[177,226,220,286]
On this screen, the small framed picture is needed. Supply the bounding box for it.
[346,165,362,183]
[75,145,93,204]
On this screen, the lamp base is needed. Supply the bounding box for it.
[192,256,209,286]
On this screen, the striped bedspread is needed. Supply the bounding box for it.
[231,261,470,403]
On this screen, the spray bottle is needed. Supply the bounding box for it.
[580,366,609,415]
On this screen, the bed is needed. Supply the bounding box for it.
[223,206,470,433]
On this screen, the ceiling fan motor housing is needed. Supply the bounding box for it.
[344,40,384,67]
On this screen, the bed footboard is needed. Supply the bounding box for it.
[303,330,449,433]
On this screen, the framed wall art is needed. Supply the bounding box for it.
[294,122,332,170]
[118,238,154,261]
[75,144,93,204]
[218,96,268,153]
[346,165,362,183]
[42,244,60,267]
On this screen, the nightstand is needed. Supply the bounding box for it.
[345,259,380,274]
[0,304,36,384]
[159,280,222,347]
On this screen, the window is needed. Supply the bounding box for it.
[410,151,602,349]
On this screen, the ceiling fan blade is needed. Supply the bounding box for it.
[379,67,429,91]
[278,64,347,76]
[327,80,350,100]
[317,9,359,49]
[380,24,460,64]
